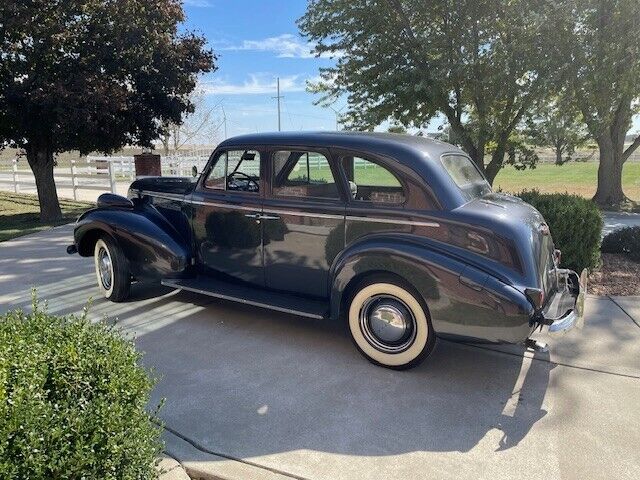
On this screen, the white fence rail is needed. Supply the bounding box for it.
[0,155,212,200]
[0,158,118,200]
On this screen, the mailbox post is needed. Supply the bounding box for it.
[133,152,161,178]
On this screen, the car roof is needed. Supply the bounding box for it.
[218,131,463,162]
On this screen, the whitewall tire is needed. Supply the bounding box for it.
[348,277,435,369]
[93,236,131,302]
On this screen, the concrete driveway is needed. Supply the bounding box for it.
[1,225,639,480]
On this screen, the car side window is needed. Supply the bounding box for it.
[204,150,261,193]
[272,150,340,199]
[342,155,406,204]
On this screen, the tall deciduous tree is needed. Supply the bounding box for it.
[159,87,223,156]
[299,0,556,183]
[0,0,215,221]
[556,0,640,206]
[524,98,589,165]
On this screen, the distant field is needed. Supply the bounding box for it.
[494,162,640,201]
[318,161,640,201]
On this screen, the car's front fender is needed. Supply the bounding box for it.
[73,206,190,280]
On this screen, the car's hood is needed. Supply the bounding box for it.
[129,176,196,196]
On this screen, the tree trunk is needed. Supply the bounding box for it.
[555,146,564,165]
[465,142,487,179]
[26,148,62,222]
[484,153,503,185]
[593,135,626,207]
[484,141,507,185]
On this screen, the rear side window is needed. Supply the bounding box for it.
[440,154,490,199]
[342,155,405,204]
[272,150,340,199]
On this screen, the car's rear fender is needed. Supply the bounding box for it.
[329,235,534,343]
[74,206,190,280]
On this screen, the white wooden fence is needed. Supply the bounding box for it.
[0,158,118,200]
[0,154,211,200]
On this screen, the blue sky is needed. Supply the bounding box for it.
[182,0,638,142]
[183,0,343,139]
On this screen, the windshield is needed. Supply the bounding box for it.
[440,154,491,200]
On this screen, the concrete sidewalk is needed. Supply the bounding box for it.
[1,225,639,480]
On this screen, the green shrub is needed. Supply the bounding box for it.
[0,297,162,479]
[517,190,602,271]
[601,226,640,262]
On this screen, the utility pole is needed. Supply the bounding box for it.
[328,104,346,131]
[221,105,227,139]
[272,77,284,131]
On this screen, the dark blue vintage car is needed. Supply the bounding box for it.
[68,132,585,369]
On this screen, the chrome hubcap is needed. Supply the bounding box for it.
[98,247,112,290]
[360,295,416,353]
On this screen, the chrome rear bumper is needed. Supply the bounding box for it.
[538,269,587,334]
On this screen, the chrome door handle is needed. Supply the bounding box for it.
[244,213,260,219]
[258,214,280,220]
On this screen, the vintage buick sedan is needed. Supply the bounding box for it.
[68,132,585,369]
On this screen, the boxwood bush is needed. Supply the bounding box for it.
[601,226,640,262]
[0,297,162,479]
[517,190,602,271]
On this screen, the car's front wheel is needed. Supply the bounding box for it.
[93,236,131,302]
[347,276,435,369]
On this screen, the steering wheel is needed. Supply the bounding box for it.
[227,171,259,192]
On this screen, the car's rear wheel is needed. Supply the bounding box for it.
[347,275,435,369]
[94,236,130,302]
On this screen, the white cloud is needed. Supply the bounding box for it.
[201,74,309,95]
[219,34,339,59]
[183,0,213,7]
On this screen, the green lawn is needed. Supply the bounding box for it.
[332,161,640,201]
[0,192,92,242]
[349,161,640,201]
[494,161,640,201]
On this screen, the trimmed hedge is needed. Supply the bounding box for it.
[601,226,640,262]
[0,297,162,479]
[517,190,602,271]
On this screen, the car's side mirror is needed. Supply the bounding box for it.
[192,165,198,178]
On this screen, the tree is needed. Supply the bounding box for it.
[555,0,640,206]
[0,0,215,221]
[524,98,589,165]
[159,88,224,156]
[299,0,558,183]
[387,123,407,134]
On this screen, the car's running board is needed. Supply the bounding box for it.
[162,276,329,320]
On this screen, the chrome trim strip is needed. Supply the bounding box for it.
[138,191,185,202]
[347,216,440,228]
[188,199,257,212]
[263,208,343,220]
[140,191,439,227]
[161,280,325,320]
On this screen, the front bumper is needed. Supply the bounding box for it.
[536,269,587,334]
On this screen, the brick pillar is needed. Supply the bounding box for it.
[133,153,161,178]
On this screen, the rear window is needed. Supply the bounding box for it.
[440,154,490,200]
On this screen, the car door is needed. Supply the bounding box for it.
[191,148,265,286]
[262,148,346,298]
